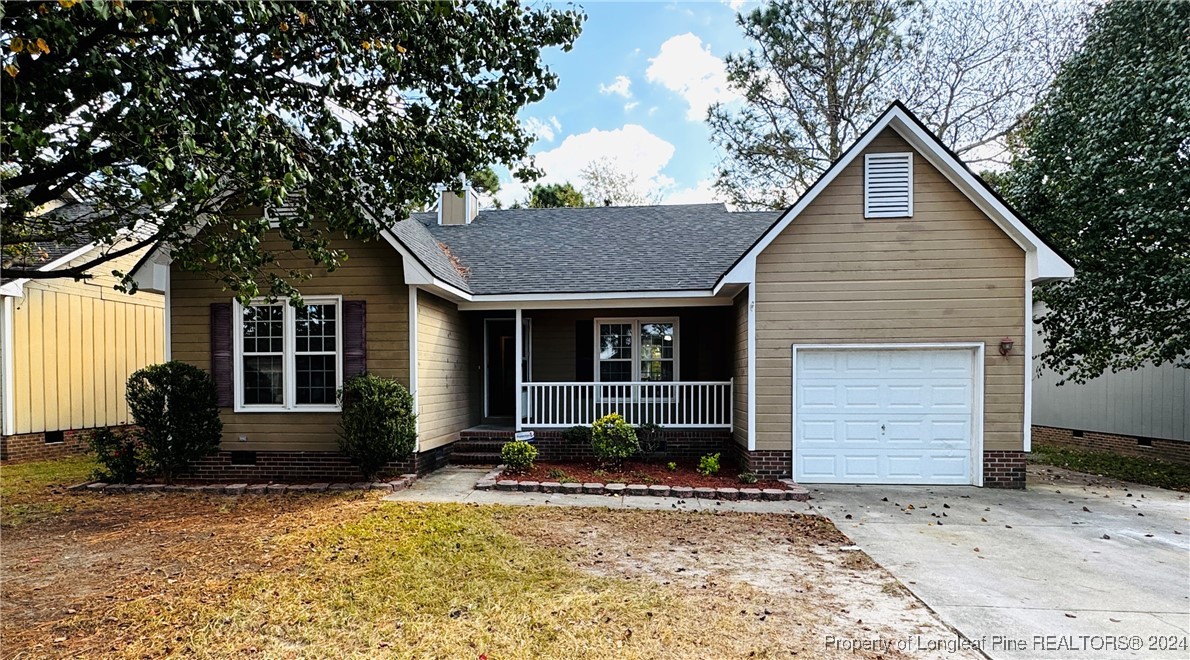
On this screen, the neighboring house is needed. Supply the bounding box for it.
[0,232,165,462]
[1032,305,1189,464]
[131,103,1072,488]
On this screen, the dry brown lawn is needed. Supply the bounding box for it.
[1,458,973,659]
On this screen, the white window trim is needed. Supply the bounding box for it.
[233,295,344,413]
[864,152,913,219]
[593,317,680,383]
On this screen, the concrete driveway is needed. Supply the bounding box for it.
[809,466,1190,659]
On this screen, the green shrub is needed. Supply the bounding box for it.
[737,471,759,485]
[636,422,664,456]
[666,461,677,472]
[89,427,140,484]
[337,374,417,480]
[697,452,721,476]
[547,467,569,480]
[501,440,538,474]
[126,361,222,484]
[562,425,592,444]
[591,413,640,468]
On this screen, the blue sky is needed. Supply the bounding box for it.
[493,1,756,207]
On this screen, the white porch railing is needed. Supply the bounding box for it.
[522,381,733,428]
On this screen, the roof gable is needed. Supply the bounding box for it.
[716,102,1074,290]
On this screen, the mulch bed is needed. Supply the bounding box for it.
[512,459,783,489]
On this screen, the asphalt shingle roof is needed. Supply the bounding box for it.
[398,204,779,295]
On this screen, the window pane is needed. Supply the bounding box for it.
[296,355,337,404]
[599,361,632,382]
[296,304,337,353]
[243,305,283,353]
[599,323,632,360]
[639,360,674,382]
[640,323,674,360]
[243,355,284,405]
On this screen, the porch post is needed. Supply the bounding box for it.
[514,307,523,431]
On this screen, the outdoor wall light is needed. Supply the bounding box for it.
[998,337,1015,357]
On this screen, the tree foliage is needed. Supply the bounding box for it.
[710,0,1084,209]
[710,0,912,208]
[528,182,586,208]
[578,158,660,207]
[0,0,582,300]
[1004,0,1189,382]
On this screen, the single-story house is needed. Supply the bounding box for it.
[131,103,1073,488]
[1,212,166,461]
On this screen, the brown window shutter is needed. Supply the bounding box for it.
[343,300,367,379]
[209,302,233,407]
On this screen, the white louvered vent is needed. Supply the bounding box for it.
[864,152,913,218]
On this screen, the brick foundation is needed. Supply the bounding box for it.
[0,426,137,463]
[983,450,1026,489]
[733,447,793,479]
[1032,425,1190,466]
[185,443,452,483]
[525,428,735,463]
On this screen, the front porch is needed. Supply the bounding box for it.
[469,305,743,432]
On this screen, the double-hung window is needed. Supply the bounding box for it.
[234,296,342,412]
[595,318,678,383]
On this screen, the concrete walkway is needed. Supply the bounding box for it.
[808,467,1190,660]
[382,466,811,514]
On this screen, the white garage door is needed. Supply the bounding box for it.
[794,347,978,485]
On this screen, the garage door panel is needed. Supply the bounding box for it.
[799,385,838,408]
[795,347,977,485]
[843,385,880,407]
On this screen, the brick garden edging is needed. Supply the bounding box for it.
[473,466,810,502]
[67,474,418,496]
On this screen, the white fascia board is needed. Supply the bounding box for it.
[1,242,103,297]
[718,107,1074,286]
[885,114,1074,280]
[713,258,754,296]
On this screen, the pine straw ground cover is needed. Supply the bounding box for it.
[1,458,970,659]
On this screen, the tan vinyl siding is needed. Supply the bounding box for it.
[170,231,409,452]
[9,246,164,434]
[732,290,749,448]
[416,289,474,450]
[754,128,1026,452]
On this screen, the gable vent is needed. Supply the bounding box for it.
[864,152,913,218]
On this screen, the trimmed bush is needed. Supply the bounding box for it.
[591,413,639,468]
[636,422,664,456]
[337,374,417,480]
[89,427,140,484]
[697,452,721,476]
[562,425,592,444]
[737,471,759,485]
[126,361,223,483]
[501,440,538,474]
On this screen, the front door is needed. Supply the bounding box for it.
[486,320,516,417]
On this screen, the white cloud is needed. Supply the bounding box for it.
[599,75,633,98]
[523,116,562,143]
[663,179,721,205]
[537,125,675,190]
[646,33,739,121]
[624,101,640,112]
[721,0,748,10]
[493,125,678,207]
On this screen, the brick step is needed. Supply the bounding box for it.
[452,439,509,453]
[450,451,502,465]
